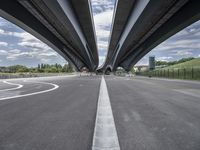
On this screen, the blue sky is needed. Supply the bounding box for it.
[137,20,200,66]
[0,17,67,67]
[90,0,200,66]
[91,0,115,66]
[0,0,200,67]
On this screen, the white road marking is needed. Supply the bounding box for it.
[92,76,120,150]
[0,81,23,92]
[0,80,59,101]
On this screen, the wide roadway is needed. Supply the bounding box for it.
[0,76,101,150]
[106,76,200,150]
[0,75,200,150]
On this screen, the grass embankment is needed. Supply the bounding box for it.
[137,58,200,80]
[161,58,200,69]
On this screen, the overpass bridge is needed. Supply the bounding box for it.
[0,0,200,73]
[0,0,98,71]
[100,0,200,72]
[1,1,200,149]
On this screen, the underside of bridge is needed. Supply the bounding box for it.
[101,0,200,72]
[0,0,98,72]
[0,0,200,73]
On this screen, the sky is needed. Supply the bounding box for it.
[0,0,200,67]
[91,0,116,66]
[137,20,200,66]
[0,17,67,67]
[90,0,200,66]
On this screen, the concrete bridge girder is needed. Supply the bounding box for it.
[0,0,98,71]
[103,0,200,72]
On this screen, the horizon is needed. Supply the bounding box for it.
[0,56,197,69]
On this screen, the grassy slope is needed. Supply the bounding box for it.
[162,58,200,69]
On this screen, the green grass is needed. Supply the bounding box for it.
[161,57,200,69]
[137,58,200,80]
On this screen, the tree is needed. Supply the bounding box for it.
[130,68,135,74]
[8,65,29,73]
[1,62,75,73]
[67,64,73,72]
[62,64,68,72]
[155,61,168,66]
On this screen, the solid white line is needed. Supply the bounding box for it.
[0,80,59,101]
[0,81,23,92]
[92,76,120,150]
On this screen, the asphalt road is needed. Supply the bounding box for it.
[106,76,200,150]
[0,75,200,150]
[0,75,101,150]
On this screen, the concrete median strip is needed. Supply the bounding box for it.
[92,76,120,150]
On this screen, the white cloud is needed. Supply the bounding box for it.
[5,47,59,62]
[0,17,13,27]
[149,20,200,57]
[0,17,69,66]
[154,38,200,52]
[173,50,193,56]
[6,49,22,60]
[0,50,8,55]
[96,29,110,39]
[0,29,36,42]
[91,0,115,15]
[99,55,106,64]
[40,58,51,63]
[0,29,4,34]
[39,52,57,57]
[94,10,113,27]
[91,0,115,66]
[9,49,21,53]
[0,41,8,46]
[18,41,51,52]
[98,41,108,50]
[157,56,173,62]
[6,55,18,60]
[0,27,61,62]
